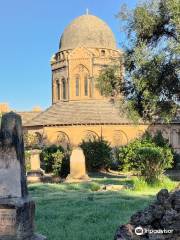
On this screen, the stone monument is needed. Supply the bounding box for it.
[29,149,41,171]
[27,149,44,183]
[66,147,89,182]
[0,112,46,240]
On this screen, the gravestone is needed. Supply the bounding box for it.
[0,112,47,240]
[66,147,89,182]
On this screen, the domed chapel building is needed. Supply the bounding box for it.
[23,13,180,151]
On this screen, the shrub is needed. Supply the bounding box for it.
[90,182,101,192]
[25,150,31,172]
[52,150,64,176]
[118,131,174,183]
[136,146,173,183]
[80,138,112,171]
[118,137,156,171]
[40,145,64,175]
[60,151,70,177]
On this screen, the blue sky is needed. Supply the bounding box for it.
[0,0,137,111]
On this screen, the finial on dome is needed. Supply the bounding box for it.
[86,8,89,15]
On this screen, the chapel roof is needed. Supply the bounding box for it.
[17,111,42,125]
[24,99,134,127]
[59,14,117,51]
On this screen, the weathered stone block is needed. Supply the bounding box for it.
[0,112,47,240]
[66,147,89,182]
[0,197,35,240]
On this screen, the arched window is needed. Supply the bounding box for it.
[62,79,66,100]
[101,50,105,56]
[75,75,80,96]
[62,52,65,60]
[56,80,60,100]
[84,75,88,96]
[57,131,70,149]
[113,130,128,146]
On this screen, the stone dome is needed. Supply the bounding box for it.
[59,14,117,51]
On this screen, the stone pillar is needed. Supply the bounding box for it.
[66,147,89,182]
[52,81,57,103]
[29,149,41,171]
[27,149,44,183]
[0,112,47,240]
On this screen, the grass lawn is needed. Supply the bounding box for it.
[29,173,178,240]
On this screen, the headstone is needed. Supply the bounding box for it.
[0,112,47,240]
[0,147,21,198]
[66,147,89,182]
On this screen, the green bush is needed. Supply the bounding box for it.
[41,145,64,175]
[136,146,173,183]
[80,138,112,171]
[60,152,70,177]
[89,182,101,192]
[52,150,64,176]
[118,131,174,183]
[25,151,31,172]
[118,135,155,171]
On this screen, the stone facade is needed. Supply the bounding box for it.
[51,49,122,104]
[25,123,149,148]
[51,14,123,103]
[22,14,180,152]
[2,13,179,152]
[149,123,180,154]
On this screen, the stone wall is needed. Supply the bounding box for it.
[114,187,180,240]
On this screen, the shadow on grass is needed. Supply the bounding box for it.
[88,172,128,179]
[94,178,134,186]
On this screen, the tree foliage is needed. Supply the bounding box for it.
[97,0,180,121]
[120,0,180,121]
[96,65,123,98]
